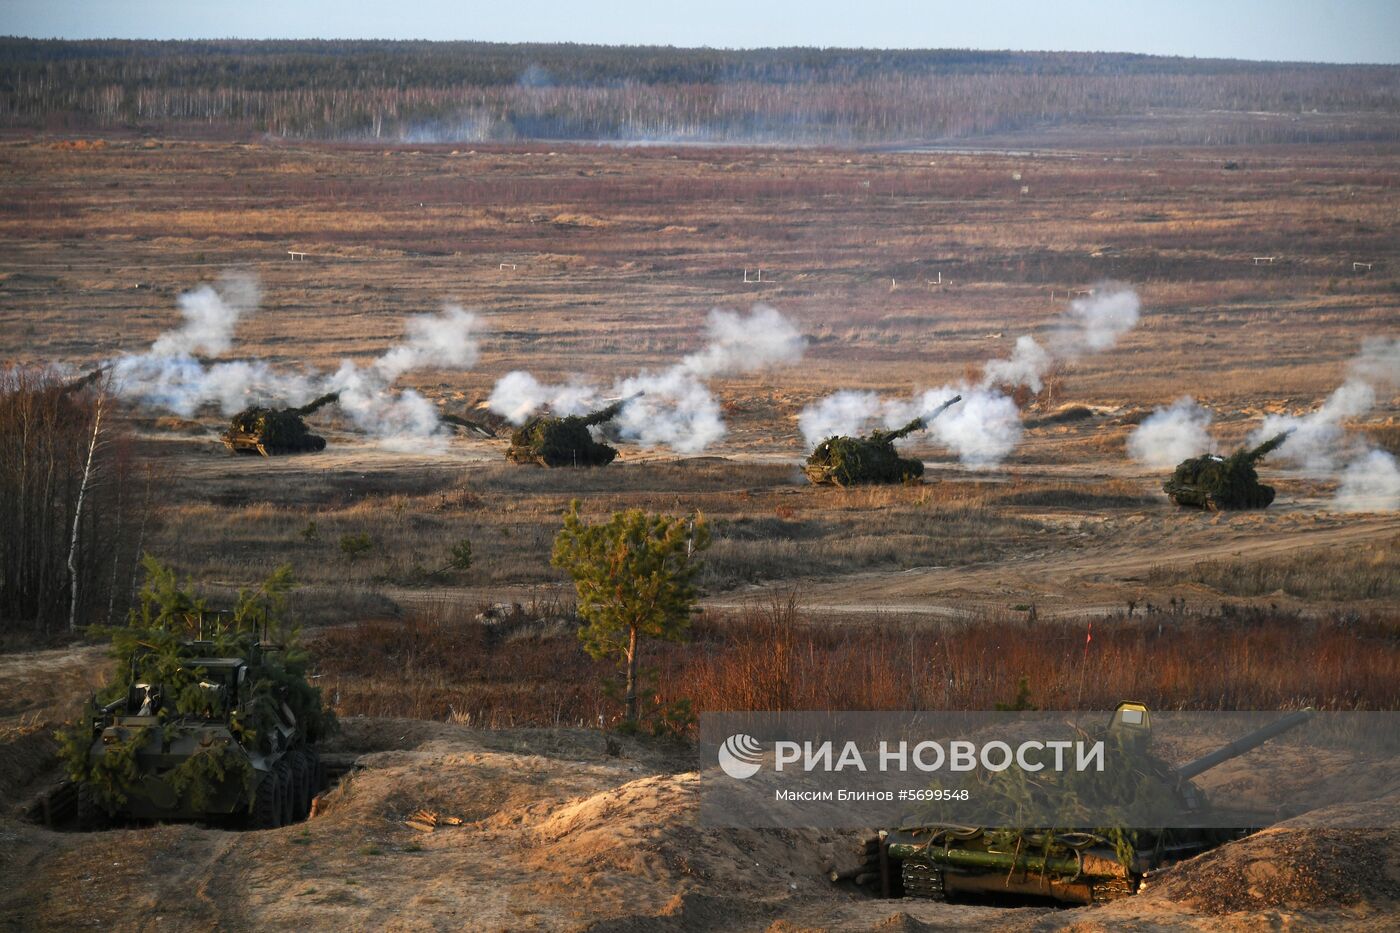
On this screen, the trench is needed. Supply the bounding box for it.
[25,751,359,832]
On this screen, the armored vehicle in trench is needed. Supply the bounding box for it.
[883,703,1315,905]
[1163,431,1291,510]
[505,399,629,467]
[66,635,325,830]
[804,395,961,487]
[222,392,339,456]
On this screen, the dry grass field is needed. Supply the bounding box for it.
[2,135,1396,615]
[2,133,1398,931]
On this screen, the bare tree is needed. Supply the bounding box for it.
[68,389,106,632]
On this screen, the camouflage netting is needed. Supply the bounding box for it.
[804,399,959,487]
[1163,431,1290,510]
[56,557,334,810]
[804,419,927,487]
[913,725,1229,872]
[223,392,338,454]
[506,401,627,467]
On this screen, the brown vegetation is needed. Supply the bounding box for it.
[1149,537,1400,601]
[313,598,1400,729]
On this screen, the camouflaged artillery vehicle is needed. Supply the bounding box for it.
[1163,431,1291,510]
[505,399,630,467]
[222,392,339,456]
[804,396,961,487]
[65,632,326,830]
[880,703,1315,905]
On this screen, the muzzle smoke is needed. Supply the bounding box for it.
[488,304,806,454]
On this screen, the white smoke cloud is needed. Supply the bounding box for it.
[111,354,321,417]
[1127,396,1215,469]
[325,360,444,448]
[1050,284,1141,358]
[487,371,601,425]
[796,390,884,446]
[796,286,1138,469]
[486,304,805,454]
[614,368,725,454]
[1348,336,1400,389]
[983,283,1141,392]
[1334,449,1400,513]
[1250,337,1397,477]
[374,304,482,381]
[682,304,806,377]
[1240,337,1399,510]
[150,271,261,358]
[1253,380,1374,475]
[921,386,1022,469]
[109,277,484,446]
[982,335,1053,393]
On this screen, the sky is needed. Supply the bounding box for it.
[2,0,1398,65]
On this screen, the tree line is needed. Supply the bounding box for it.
[2,39,1398,144]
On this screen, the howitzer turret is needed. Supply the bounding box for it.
[1163,430,1292,510]
[882,703,1316,906]
[505,398,635,467]
[222,392,340,457]
[804,395,960,487]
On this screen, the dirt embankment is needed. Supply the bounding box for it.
[2,717,1397,931]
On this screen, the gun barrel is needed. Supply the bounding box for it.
[928,394,962,421]
[294,392,340,417]
[1175,708,1314,781]
[885,395,962,441]
[884,417,927,441]
[442,413,496,438]
[582,399,629,426]
[1246,429,1293,463]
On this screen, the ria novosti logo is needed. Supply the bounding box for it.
[717,733,764,779]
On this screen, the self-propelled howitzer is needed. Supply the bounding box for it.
[63,633,331,830]
[804,395,961,487]
[1163,430,1292,510]
[505,398,632,467]
[222,392,340,457]
[882,704,1315,905]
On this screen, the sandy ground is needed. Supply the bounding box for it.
[2,715,1397,932]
